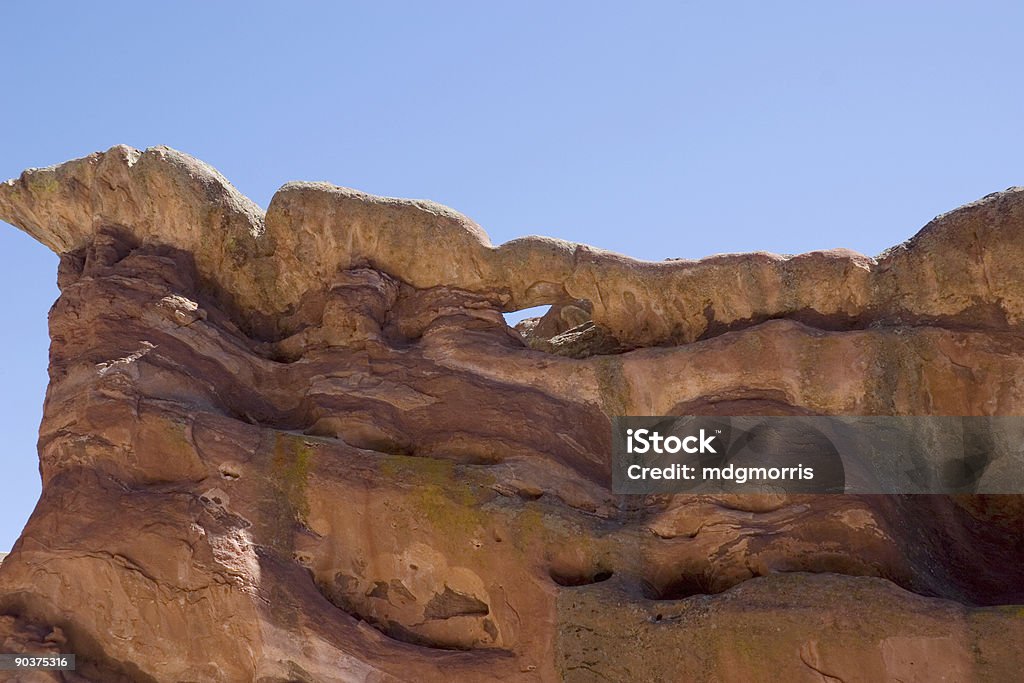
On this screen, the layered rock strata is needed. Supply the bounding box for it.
[0,146,1021,682]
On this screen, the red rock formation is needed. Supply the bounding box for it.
[0,146,1021,681]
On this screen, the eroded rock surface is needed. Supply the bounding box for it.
[0,146,1021,682]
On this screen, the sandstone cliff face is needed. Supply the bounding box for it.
[0,146,1021,682]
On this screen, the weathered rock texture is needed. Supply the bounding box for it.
[0,145,1021,682]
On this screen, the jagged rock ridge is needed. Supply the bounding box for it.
[0,146,1021,682]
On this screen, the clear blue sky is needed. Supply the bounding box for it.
[1,2,1022,550]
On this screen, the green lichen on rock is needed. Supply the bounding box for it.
[380,454,486,536]
[272,433,317,523]
[23,169,60,195]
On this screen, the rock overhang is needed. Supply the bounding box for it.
[5,144,1023,351]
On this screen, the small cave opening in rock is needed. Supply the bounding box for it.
[502,300,623,358]
[642,577,713,601]
[549,567,614,587]
[502,304,552,332]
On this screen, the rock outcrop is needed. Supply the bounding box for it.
[0,145,1021,682]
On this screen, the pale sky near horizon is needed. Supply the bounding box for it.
[1,2,1023,550]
